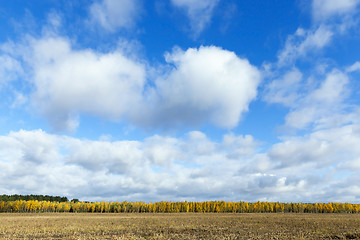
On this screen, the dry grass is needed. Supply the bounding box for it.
[1,212,360,239]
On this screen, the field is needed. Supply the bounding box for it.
[1,213,360,239]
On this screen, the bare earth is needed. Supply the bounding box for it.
[0,213,360,239]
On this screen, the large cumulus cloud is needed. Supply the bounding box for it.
[3,36,261,132]
[138,46,261,129]
[28,37,146,131]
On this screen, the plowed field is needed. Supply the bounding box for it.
[1,213,360,239]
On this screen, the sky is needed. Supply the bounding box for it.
[0,0,360,203]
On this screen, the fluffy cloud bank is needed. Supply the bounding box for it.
[0,129,258,201]
[3,36,260,131]
[1,127,359,202]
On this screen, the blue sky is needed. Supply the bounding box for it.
[0,0,360,203]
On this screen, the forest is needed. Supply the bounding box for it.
[0,194,68,202]
[1,199,360,214]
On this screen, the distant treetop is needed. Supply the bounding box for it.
[0,194,68,202]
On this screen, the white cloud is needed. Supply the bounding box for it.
[309,70,349,103]
[144,135,185,166]
[277,26,333,66]
[11,92,27,108]
[89,0,142,31]
[222,133,257,158]
[268,137,333,168]
[263,68,303,106]
[170,0,220,37]
[268,123,360,174]
[138,46,261,129]
[285,69,350,129]
[66,139,143,174]
[27,37,146,131]
[0,55,23,88]
[346,61,360,72]
[312,0,360,21]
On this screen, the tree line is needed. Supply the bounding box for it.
[0,194,68,202]
[1,200,360,213]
